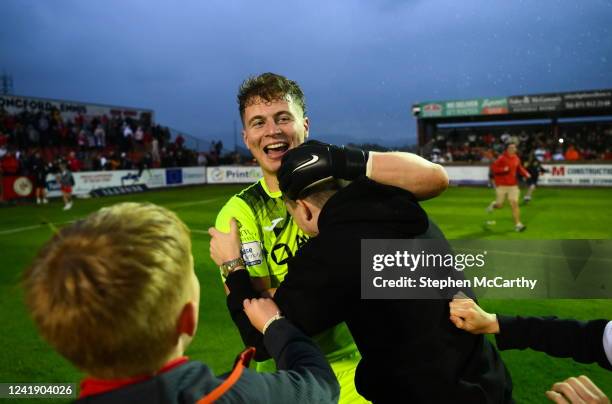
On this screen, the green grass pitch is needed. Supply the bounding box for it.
[0,185,610,403]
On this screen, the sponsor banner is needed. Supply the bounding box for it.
[1,176,35,200]
[162,167,206,187]
[539,164,612,186]
[416,89,612,119]
[508,93,563,113]
[182,166,207,185]
[509,89,612,113]
[444,165,489,186]
[443,164,612,187]
[207,166,263,184]
[419,98,509,118]
[44,166,207,197]
[0,94,154,121]
[165,168,183,186]
[91,184,149,197]
[562,90,612,111]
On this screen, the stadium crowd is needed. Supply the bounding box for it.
[427,123,612,163]
[0,107,215,176]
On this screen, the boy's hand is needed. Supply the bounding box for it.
[546,375,609,404]
[208,218,241,266]
[243,298,281,333]
[261,288,277,298]
[449,296,499,334]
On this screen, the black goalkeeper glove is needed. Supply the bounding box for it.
[278,140,369,200]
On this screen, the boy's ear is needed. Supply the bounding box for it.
[297,199,314,221]
[177,301,197,338]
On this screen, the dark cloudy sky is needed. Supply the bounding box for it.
[1,0,611,147]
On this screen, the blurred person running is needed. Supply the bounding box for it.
[523,152,548,204]
[57,162,75,210]
[487,143,530,231]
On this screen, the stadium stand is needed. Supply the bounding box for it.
[0,106,206,175]
[427,122,612,163]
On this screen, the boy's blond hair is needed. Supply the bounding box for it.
[23,202,192,379]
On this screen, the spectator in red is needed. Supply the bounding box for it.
[1,150,20,200]
[1,150,19,175]
[483,133,495,146]
[175,133,185,149]
[74,113,85,127]
[3,114,16,134]
[0,131,8,149]
[564,145,581,161]
[487,143,531,232]
[143,129,153,146]
[67,151,82,172]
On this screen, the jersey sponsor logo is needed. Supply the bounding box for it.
[293,154,319,173]
[241,241,263,266]
[271,243,293,265]
[296,234,309,249]
[239,228,258,240]
[263,217,284,231]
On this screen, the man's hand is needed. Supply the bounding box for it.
[208,218,241,266]
[243,298,281,333]
[546,375,609,404]
[449,296,499,334]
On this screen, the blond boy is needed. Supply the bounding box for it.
[23,202,338,403]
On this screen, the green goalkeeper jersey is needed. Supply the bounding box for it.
[215,177,360,369]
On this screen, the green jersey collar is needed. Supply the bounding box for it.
[260,177,283,199]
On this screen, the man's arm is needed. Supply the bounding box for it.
[225,254,350,358]
[368,151,449,200]
[225,270,270,360]
[278,141,447,201]
[214,198,271,294]
[491,156,509,175]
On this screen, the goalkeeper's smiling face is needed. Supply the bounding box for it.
[242,95,309,177]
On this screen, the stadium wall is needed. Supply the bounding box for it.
[3,164,610,201]
[40,166,207,198]
[2,166,265,201]
[445,164,612,186]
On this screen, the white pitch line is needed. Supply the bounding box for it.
[167,198,221,209]
[0,220,76,236]
[0,224,43,236]
[0,197,220,236]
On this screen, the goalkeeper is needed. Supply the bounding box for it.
[213,72,449,403]
[211,141,514,403]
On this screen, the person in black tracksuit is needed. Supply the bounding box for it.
[29,151,49,204]
[223,142,514,403]
[522,153,548,203]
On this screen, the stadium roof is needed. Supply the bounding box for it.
[412,89,612,124]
